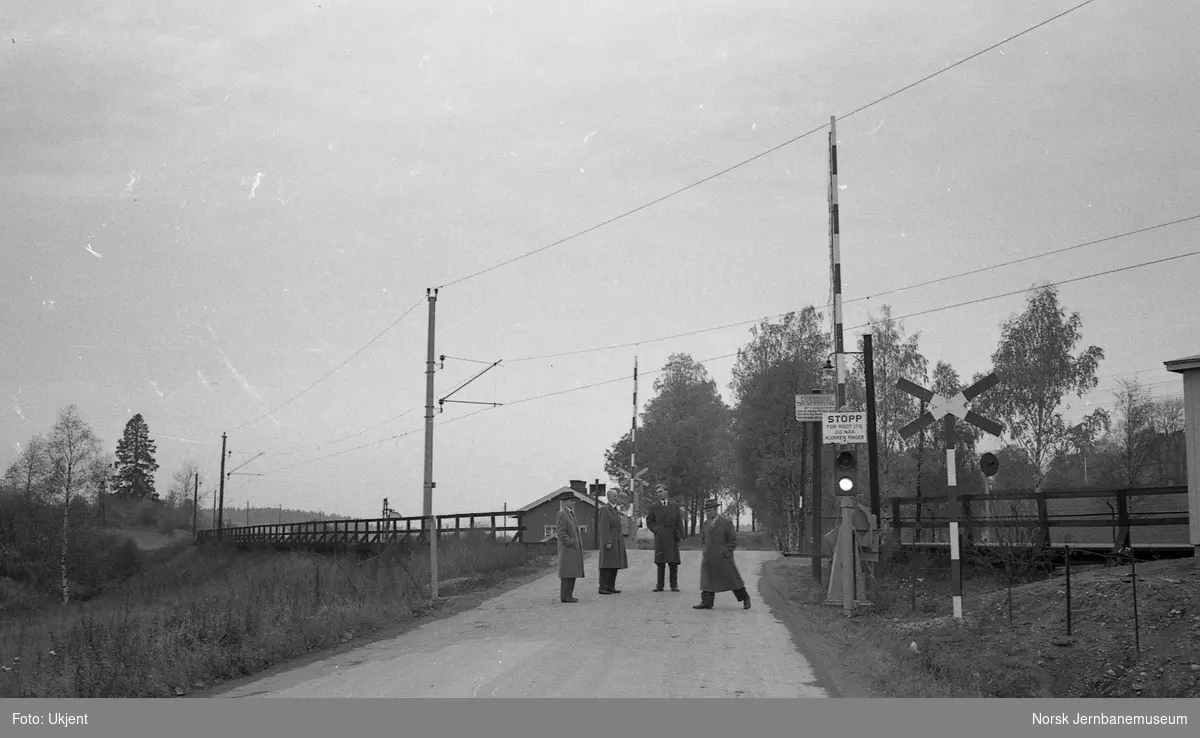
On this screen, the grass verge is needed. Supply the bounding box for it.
[760,552,1200,698]
[0,535,553,697]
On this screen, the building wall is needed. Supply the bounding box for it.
[522,500,597,550]
[1185,371,1199,548]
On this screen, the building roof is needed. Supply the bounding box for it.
[1164,353,1200,373]
[515,486,597,513]
[516,486,631,518]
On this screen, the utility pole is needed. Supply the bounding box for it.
[217,432,228,541]
[245,500,250,527]
[811,388,824,583]
[631,356,639,528]
[423,288,439,599]
[864,334,881,526]
[192,472,199,537]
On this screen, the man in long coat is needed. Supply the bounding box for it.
[556,496,584,603]
[694,498,751,610]
[596,494,628,594]
[644,484,685,592]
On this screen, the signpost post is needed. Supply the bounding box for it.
[897,373,1003,619]
[617,466,648,535]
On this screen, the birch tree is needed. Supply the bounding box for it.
[47,405,101,604]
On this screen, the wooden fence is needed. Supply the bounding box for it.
[194,510,526,548]
[889,485,1190,552]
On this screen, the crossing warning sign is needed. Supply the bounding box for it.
[822,411,867,444]
[795,394,835,422]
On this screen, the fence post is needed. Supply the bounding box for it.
[891,498,902,553]
[1115,488,1131,550]
[1065,543,1072,636]
[1035,489,1051,554]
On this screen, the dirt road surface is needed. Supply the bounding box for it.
[217,550,828,698]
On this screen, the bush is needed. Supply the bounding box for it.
[111,539,143,580]
[137,501,158,528]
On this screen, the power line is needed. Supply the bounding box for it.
[435,0,1100,291]
[847,213,1200,306]
[316,408,417,450]
[246,351,743,476]
[843,248,1200,333]
[219,237,1196,475]
[229,297,425,432]
[239,244,1197,467]
[504,212,1200,364]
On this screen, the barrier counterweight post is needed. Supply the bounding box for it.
[946,416,962,619]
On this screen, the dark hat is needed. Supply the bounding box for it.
[703,498,719,510]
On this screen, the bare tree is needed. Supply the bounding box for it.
[88,452,115,526]
[1106,379,1158,488]
[47,405,101,605]
[1151,397,1186,484]
[4,435,51,504]
[167,459,200,509]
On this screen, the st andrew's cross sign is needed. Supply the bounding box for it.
[896,371,1003,620]
[896,373,1003,444]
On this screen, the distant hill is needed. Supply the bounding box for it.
[195,507,353,532]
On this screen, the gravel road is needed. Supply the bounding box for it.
[218,549,828,698]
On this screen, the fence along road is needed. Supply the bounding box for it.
[214,550,828,698]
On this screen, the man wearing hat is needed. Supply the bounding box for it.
[694,497,751,610]
[556,495,585,603]
[644,483,685,592]
[596,493,628,594]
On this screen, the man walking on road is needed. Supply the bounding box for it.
[694,498,751,610]
[596,494,627,594]
[645,484,685,592]
[556,496,584,603]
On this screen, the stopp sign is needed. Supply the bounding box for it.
[822,412,867,444]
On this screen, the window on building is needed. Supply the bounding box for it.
[543,525,556,540]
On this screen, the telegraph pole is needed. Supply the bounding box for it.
[864,334,881,526]
[217,432,227,540]
[631,356,639,527]
[192,472,199,537]
[422,288,439,599]
[811,388,823,583]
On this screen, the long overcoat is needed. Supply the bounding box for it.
[645,502,685,564]
[556,507,585,579]
[597,504,628,569]
[699,514,744,592]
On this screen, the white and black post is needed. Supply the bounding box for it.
[945,416,963,619]
[828,116,845,410]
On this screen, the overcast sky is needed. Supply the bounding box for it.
[3,0,1198,521]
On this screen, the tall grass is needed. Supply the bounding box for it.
[0,534,549,697]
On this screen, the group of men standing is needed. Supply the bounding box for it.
[554,484,751,610]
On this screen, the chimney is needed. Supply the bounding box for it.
[569,480,587,495]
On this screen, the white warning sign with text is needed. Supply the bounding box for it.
[822,411,867,444]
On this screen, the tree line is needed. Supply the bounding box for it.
[1,408,206,604]
[602,284,1187,542]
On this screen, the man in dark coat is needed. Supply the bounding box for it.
[694,498,751,610]
[556,497,584,603]
[644,484,685,592]
[596,494,628,594]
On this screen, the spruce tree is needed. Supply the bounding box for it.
[112,413,159,500]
